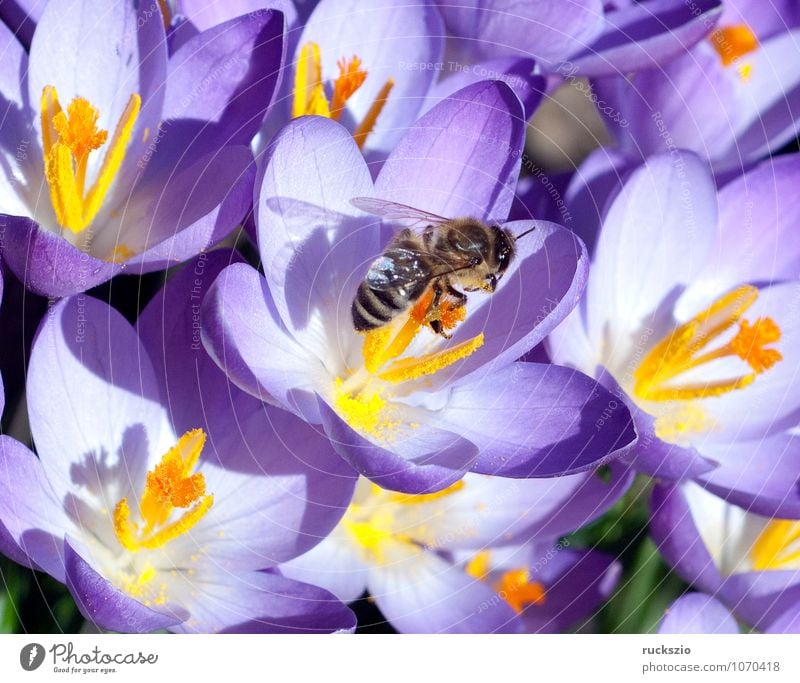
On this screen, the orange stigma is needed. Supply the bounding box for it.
[634,285,782,403]
[113,429,213,552]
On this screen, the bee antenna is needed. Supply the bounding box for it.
[514,226,537,241]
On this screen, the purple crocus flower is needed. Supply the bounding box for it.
[595,0,800,176]
[203,80,637,494]
[660,592,800,633]
[658,593,740,633]
[281,464,630,633]
[0,252,358,633]
[434,0,723,77]
[456,539,621,634]
[652,481,800,633]
[548,150,800,517]
[255,0,545,169]
[0,0,283,297]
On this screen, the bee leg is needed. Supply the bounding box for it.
[429,319,452,339]
[446,284,468,308]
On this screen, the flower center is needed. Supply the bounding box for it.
[334,290,484,439]
[292,41,394,148]
[750,519,800,571]
[634,285,781,401]
[41,86,140,234]
[465,550,546,613]
[709,24,759,81]
[344,480,465,565]
[113,429,213,552]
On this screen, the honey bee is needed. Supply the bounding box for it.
[350,197,535,337]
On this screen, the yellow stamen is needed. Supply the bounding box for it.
[352,77,394,149]
[750,520,800,571]
[292,41,393,148]
[336,285,483,439]
[40,86,140,233]
[344,481,467,565]
[156,0,171,29]
[466,550,492,580]
[494,569,546,613]
[633,286,781,402]
[292,42,329,118]
[710,24,760,67]
[113,429,213,552]
[386,480,465,505]
[378,333,485,384]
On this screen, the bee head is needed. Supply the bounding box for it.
[491,226,516,283]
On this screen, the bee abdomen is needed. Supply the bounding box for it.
[352,282,410,331]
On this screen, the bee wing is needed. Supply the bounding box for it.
[350,197,451,226]
[365,246,475,291]
[365,247,432,291]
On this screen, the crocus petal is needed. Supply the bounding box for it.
[0,436,70,580]
[27,295,171,505]
[64,538,187,633]
[159,9,284,159]
[297,0,445,156]
[719,0,800,41]
[695,154,800,295]
[566,0,723,77]
[585,151,718,351]
[0,216,123,297]
[429,362,636,477]
[766,604,800,634]
[202,262,325,423]
[700,431,800,518]
[649,484,724,595]
[318,399,479,494]
[374,80,524,222]
[170,570,356,634]
[436,0,604,66]
[520,548,621,633]
[258,115,376,356]
[0,0,45,49]
[369,548,522,633]
[139,251,357,568]
[720,570,800,632]
[120,145,255,272]
[0,19,37,217]
[398,463,634,551]
[714,30,800,171]
[279,527,370,605]
[178,0,298,34]
[658,593,739,634]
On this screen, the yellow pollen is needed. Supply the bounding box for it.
[344,481,467,565]
[653,402,716,442]
[378,334,485,384]
[750,519,800,571]
[710,24,760,67]
[41,86,140,233]
[493,569,546,613]
[465,550,492,580]
[113,429,213,552]
[633,286,782,403]
[292,41,393,148]
[108,244,135,263]
[337,286,483,438]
